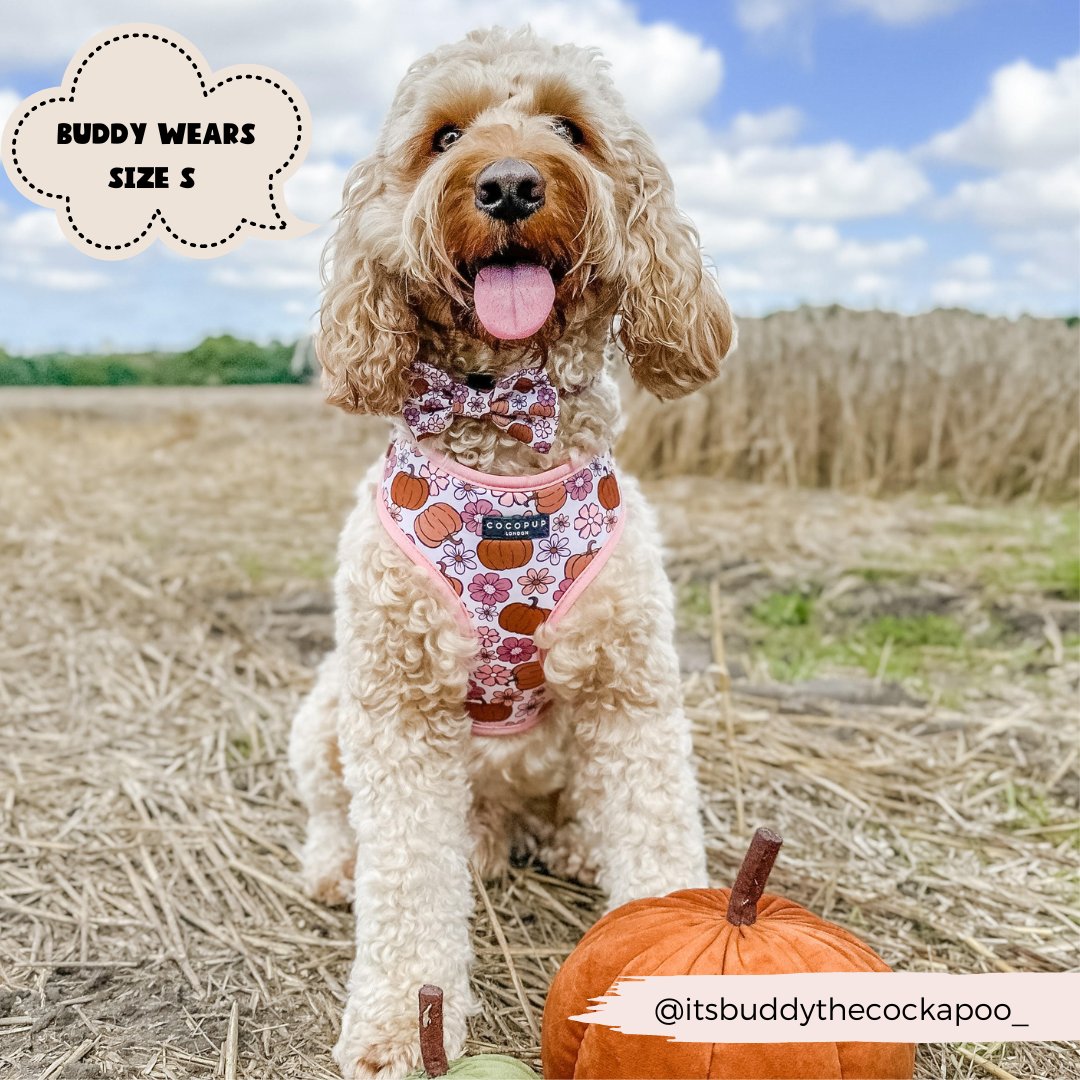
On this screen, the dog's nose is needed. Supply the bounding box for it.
[474,159,545,223]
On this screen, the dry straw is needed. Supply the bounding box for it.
[0,379,1076,1079]
[617,307,1079,502]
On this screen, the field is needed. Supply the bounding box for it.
[0,384,1077,1080]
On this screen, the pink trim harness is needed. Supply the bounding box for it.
[376,437,625,736]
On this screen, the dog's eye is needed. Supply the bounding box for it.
[432,125,463,153]
[551,118,584,146]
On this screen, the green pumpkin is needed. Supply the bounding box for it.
[406,1053,538,1078]
[408,984,539,1079]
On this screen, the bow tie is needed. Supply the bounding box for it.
[402,361,559,453]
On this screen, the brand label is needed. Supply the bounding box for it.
[481,514,549,540]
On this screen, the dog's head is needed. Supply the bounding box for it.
[319,26,734,415]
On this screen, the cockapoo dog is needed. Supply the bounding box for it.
[289,25,734,1079]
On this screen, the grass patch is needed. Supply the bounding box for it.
[749,591,838,681]
[0,335,308,386]
[749,591,975,685]
[295,554,333,581]
[864,614,965,649]
[230,735,254,761]
[934,507,1079,600]
[753,590,814,627]
[1034,553,1080,601]
[1002,781,1053,832]
[239,553,267,583]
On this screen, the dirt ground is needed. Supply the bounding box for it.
[0,386,1077,1079]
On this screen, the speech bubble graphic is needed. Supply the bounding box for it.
[2,23,318,260]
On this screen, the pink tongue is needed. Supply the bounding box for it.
[473,264,555,340]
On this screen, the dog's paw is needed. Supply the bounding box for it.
[300,821,356,906]
[335,1042,420,1080]
[304,860,355,906]
[539,820,598,886]
[471,817,510,881]
[334,997,461,1080]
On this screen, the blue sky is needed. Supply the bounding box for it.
[1,0,1077,353]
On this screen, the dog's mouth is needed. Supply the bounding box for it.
[460,246,565,341]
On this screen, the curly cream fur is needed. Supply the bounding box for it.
[289,25,732,1078]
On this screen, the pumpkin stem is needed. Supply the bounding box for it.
[418,984,449,1077]
[726,827,783,926]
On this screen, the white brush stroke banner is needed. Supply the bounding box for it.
[570,973,1080,1042]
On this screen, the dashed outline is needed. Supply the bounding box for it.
[7,30,304,252]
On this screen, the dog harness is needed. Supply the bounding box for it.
[376,436,625,736]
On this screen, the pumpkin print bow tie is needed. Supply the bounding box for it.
[402,361,559,453]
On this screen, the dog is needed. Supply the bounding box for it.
[288,26,734,1078]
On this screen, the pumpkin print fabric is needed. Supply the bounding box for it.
[377,438,625,735]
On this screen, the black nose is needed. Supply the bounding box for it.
[474,159,545,223]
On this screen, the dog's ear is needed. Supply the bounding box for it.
[616,124,735,399]
[318,156,418,415]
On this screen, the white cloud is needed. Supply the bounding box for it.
[938,159,1080,228]
[735,0,969,34]
[0,87,18,126]
[4,208,69,250]
[931,278,997,305]
[0,0,721,136]
[994,226,1079,283]
[839,0,969,25]
[922,55,1080,169]
[946,253,993,279]
[675,142,930,219]
[836,235,927,266]
[206,230,329,290]
[0,208,110,290]
[699,216,926,312]
[925,54,1080,301]
[724,107,804,148]
[23,268,110,290]
[791,223,840,252]
[0,0,1074,323]
[691,214,782,254]
[734,0,804,34]
[283,161,350,225]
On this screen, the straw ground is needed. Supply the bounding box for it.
[0,386,1076,1079]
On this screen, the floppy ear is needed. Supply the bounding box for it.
[318,156,418,415]
[617,124,735,399]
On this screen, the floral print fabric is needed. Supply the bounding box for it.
[402,361,560,452]
[378,438,624,734]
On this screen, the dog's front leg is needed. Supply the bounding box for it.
[332,527,477,1079]
[543,485,707,909]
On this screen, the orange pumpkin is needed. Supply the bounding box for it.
[477,538,533,571]
[436,561,463,597]
[391,468,430,511]
[507,422,533,444]
[499,598,551,635]
[542,829,915,1080]
[531,485,567,514]
[512,661,545,690]
[465,700,513,723]
[597,474,620,510]
[415,503,462,548]
[564,541,599,581]
[529,402,556,418]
